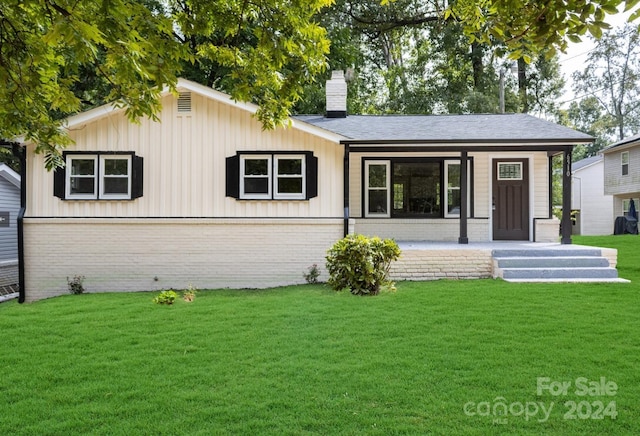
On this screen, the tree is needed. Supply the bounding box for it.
[0,0,331,169]
[0,0,185,168]
[572,24,640,142]
[560,97,617,160]
[446,0,638,59]
[295,1,565,117]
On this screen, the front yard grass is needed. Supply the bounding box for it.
[0,235,638,435]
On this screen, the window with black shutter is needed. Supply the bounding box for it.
[226,151,318,200]
[54,152,143,200]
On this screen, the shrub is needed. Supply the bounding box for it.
[182,284,198,302]
[303,264,321,284]
[325,234,401,296]
[67,275,86,295]
[153,290,178,305]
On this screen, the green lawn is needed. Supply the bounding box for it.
[0,236,638,435]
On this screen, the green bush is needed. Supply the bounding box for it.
[153,290,178,305]
[67,275,86,295]
[303,264,321,284]
[325,234,401,296]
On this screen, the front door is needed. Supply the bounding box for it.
[492,159,529,240]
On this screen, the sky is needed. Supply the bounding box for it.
[557,8,634,108]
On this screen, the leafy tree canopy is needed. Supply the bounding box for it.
[444,0,639,61]
[0,0,331,169]
[2,0,638,169]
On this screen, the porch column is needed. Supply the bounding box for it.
[561,148,572,244]
[458,151,468,244]
[343,143,350,237]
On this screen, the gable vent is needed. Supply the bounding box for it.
[177,92,192,113]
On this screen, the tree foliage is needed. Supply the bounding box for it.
[295,1,565,117]
[3,0,638,169]
[446,0,639,60]
[571,24,640,142]
[560,97,617,160]
[0,0,185,169]
[0,0,331,169]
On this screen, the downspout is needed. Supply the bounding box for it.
[343,143,350,237]
[11,143,26,303]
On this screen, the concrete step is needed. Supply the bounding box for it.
[495,256,610,269]
[500,267,619,280]
[504,278,630,283]
[492,248,603,258]
[492,248,623,282]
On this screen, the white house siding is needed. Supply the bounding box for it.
[571,159,614,235]
[604,146,640,197]
[0,176,19,261]
[350,150,551,242]
[24,89,346,301]
[0,169,20,291]
[603,145,640,225]
[355,219,490,241]
[27,92,344,218]
[23,218,343,302]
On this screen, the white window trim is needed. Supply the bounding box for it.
[99,155,132,200]
[622,151,629,176]
[444,159,473,218]
[365,160,391,218]
[66,154,98,200]
[274,155,305,200]
[444,160,460,218]
[240,155,272,200]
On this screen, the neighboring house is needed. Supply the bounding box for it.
[18,74,592,302]
[571,155,614,235]
[0,163,20,298]
[602,134,640,220]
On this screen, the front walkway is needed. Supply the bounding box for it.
[390,241,621,282]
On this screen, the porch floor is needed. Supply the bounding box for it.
[391,241,628,283]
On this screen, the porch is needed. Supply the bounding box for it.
[390,241,628,283]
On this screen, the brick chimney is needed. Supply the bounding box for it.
[326,70,347,118]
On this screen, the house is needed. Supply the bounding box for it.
[602,134,640,222]
[0,163,20,300]
[17,73,593,302]
[571,155,614,235]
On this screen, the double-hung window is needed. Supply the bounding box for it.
[622,151,629,176]
[241,155,272,199]
[365,161,390,217]
[274,155,305,199]
[444,161,461,217]
[227,152,317,201]
[55,152,143,200]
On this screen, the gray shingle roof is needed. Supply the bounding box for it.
[572,155,602,171]
[294,113,593,143]
[602,132,640,152]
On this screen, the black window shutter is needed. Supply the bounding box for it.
[306,153,318,199]
[53,166,66,199]
[131,155,144,199]
[226,155,240,198]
